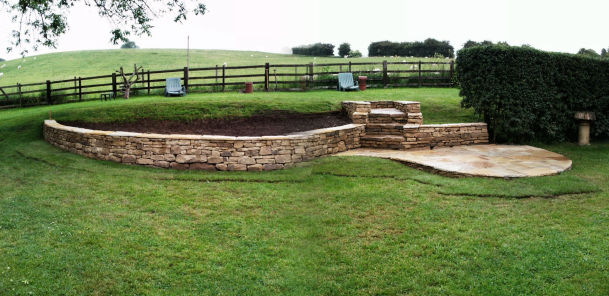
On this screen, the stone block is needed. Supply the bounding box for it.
[275,154,292,164]
[136,158,154,165]
[190,163,217,171]
[176,154,197,164]
[227,163,247,171]
[170,163,190,170]
[247,164,263,171]
[238,156,256,165]
[207,156,224,164]
[122,155,136,163]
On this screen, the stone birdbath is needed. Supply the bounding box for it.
[574,111,596,145]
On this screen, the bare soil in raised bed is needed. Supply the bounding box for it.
[61,111,352,136]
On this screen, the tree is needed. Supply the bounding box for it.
[601,48,608,58]
[0,58,4,62]
[577,48,600,57]
[338,43,351,57]
[348,50,362,58]
[462,40,503,49]
[2,0,206,56]
[121,41,138,49]
[117,64,143,99]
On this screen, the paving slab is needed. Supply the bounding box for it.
[369,108,405,115]
[334,145,572,178]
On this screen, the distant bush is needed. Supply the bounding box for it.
[368,38,454,58]
[338,43,351,57]
[348,50,362,58]
[457,45,609,143]
[121,41,138,49]
[292,43,334,56]
[0,57,4,62]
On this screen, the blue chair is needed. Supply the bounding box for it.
[164,77,186,96]
[337,73,359,91]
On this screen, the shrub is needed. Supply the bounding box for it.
[457,45,609,143]
[0,57,5,62]
[121,41,138,49]
[368,38,454,58]
[338,43,351,57]
[292,43,334,56]
[348,50,362,58]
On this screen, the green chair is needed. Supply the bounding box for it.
[337,73,359,91]
[164,77,186,96]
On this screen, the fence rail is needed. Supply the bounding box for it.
[0,60,454,109]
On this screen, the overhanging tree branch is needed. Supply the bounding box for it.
[2,0,206,56]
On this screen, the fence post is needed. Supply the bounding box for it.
[112,73,118,98]
[264,63,270,91]
[78,77,82,101]
[349,61,352,72]
[449,60,455,86]
[46,80,52,105]
[382,60,388,87]
[18,83,22,107]
[215,65,218,87]
[184,66,189,93]
[222,64,226,92]
[73,77,77,99]
[147,70,151,94]
[418,60,422,87]
[308,63,314,90]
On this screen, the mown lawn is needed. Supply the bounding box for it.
[1,88,608,295]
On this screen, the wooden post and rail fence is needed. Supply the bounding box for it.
[0,60,454,109]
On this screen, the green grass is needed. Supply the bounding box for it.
[0,49,450,86]
[1,88,608,295]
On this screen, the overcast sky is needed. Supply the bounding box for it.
[1,0,607,60]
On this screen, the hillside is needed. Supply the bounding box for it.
[0,49,450,86]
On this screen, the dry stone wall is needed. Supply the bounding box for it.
[44,120,365,171]
[403,123,489,149]
[43,100,490,171]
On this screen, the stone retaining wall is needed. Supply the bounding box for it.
[403,123,489,149]
[43,120,365,171]
[43,100,490,171]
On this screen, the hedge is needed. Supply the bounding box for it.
[457,45,609,143]
[368,39,454,58]
[292,43,335,56]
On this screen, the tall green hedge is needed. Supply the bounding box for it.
[368,39,454,58]
[292,43,335,56]
[457,45,609,143]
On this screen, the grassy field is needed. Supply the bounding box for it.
[1,88,608,295]
[0,49,450,86]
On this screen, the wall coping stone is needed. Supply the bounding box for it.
[421,123,487,128]
[45,120,365,141]
[342,101,370,105]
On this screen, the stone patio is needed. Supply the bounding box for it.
[335,145,572,178]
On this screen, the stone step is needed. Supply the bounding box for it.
[361,135,405,149]
[368,108,409,124]
[365,123,404,135]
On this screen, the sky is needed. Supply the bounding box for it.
[1,0,608,60]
